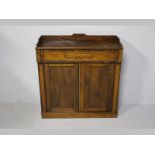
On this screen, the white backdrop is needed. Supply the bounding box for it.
[0,24,155,105]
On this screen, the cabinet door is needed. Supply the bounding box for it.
[44,63,78,113]
[80,63,115,112]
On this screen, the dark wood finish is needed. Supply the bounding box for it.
[36,34,123,50]
[43,50,118,62]
[42,112,117,118]
[38,64,46,112]
[37,49,46,112]
[79,63,114,112]
[44,63,78,113]
[36,34,123,118]
[112,64,121,114]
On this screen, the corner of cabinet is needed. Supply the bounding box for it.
[117,50,123,63]
[36,49,44,63]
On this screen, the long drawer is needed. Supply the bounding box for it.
[42,50,118,62]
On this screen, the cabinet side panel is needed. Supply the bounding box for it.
[38,64,47,112]
[112,64,121,114]
[44,64,51,112]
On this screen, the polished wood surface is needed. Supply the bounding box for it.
[36,34,123,50]
[42,112,117,118]
[80,63,114,112]
[43,50,117,62]
[44,63,78,113]
[36,34,123,118]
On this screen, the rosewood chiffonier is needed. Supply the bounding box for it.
[36,34,123,118]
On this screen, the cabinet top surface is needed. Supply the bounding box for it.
[36,34,123,50]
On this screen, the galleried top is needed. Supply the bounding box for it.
[36,33,123,50]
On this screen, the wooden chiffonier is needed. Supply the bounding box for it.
[36,34,123,118]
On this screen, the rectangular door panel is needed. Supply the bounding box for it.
[45,63,78,113]
[80,63,115,112]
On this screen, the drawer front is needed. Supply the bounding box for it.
[43,51,117,62]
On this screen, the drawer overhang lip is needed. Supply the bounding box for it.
[36,47,123,50]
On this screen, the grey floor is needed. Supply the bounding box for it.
[0,103,155,134]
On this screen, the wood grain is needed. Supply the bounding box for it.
[112,64,121,114]
[44,63,78,113]
[36,34,123,50]
[38,64,46,112]
[42,112,117,118]
[80,63,114,112]
[36,34,123,118]
[43,50,117,62]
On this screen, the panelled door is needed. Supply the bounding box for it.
[44,63,79,113]
[44,62,115,113]
[79,63,115,112]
